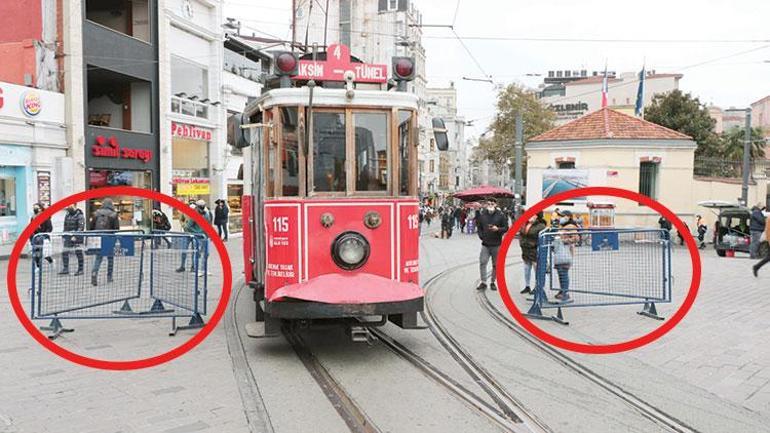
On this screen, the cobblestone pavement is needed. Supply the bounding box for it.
[0,238,249,433]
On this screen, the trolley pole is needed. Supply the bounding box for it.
[741,108,752,206]
[514,112,524,216]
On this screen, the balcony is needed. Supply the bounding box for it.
[170,95,209,120]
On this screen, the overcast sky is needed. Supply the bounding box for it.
[223,0,770,137]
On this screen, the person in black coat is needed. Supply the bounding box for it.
[475,198,509,291]
[30,202,53,269]
[214,199,230,241]
[518,211,547,294]
[60,204,85,275]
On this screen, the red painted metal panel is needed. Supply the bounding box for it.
[269,273,422,304]
[304,201,394,281]
[398,202,420,284]
[241,195,253,283]
[264,202,302,300]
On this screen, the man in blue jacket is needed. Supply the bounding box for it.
[475,198,509,291]
[749,204,766,259]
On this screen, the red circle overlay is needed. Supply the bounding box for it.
[496,186,701,354]
[6,186,233,370]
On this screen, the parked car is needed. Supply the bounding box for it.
[698,201,769,257]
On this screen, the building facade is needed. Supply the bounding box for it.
[159,0,225,223]
[427,83,466,192]
[526,108,768,228]
[751,96,770,138]
[538,70,682,126]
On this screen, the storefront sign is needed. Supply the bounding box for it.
[21,90,42,117]
[171,122,212,141]
[177,183,210,195]
[294,44,388,84]
[92,135,153,163]
[37,171,51,207]
[0,81,63,123]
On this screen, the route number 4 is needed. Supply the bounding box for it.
[407,214,419,230]
[272,217,289,233]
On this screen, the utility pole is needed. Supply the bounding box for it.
[741,108,752,206]
[514,112,523,216]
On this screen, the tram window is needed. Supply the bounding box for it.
[281,107,299,196]
[354,112,388,192]
[398,110,411,195]
[313,112,346,192]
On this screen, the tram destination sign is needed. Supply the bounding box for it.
[293,44,388,84]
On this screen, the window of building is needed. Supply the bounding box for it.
[313,112,346,192]
[339,0,351,46]
[639,161,659,199]
[224,47,263,82]
[0,178,16,217]
[86,0,150,43]
[388,0,398,11]
[558,161,575,169]
[429,160,435,173]
[430,138,435,152]
[354,112,389,192]
[88,170,152,228]
[171,56,209,119]
[281,107,300,196]
[87,67,152,133]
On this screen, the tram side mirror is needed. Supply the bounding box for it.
[228,112,252,149]
[432,117,449,151]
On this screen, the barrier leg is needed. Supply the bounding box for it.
[147,299,175,314]
[169,313,205,336]
[552,307,569,325]
[113,300,134,314]
[638,302,665,321]
[40,318,74,340]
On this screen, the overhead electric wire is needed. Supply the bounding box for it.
[451,0,462,28]
[452,28,493,83]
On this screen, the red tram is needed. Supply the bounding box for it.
[233,44,447,337]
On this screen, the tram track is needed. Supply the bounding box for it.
[418,267,555,433]
[476,289,703,433]
[284,328,383,433]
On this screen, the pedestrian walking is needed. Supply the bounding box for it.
[476,198,509,291]
[441,208,453,239]
[90,198,120,286]
[553,211,579,302]
[152,208,172,248]
[519,210,547,294]
[214,199,229,241]
[460,208,467,233]
[696,215,707,249]
[425,209,433,227]
[30,202,53,269]
[749,204,766,259]
[59,204,85,276]
[676,221,689,246]
[177,201,211,275]
[658,216,672,241]
[454,206,462,229]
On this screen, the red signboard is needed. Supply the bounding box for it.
[171,122,212,141]
[91,135,153,163]
[293,44,388,84]
[264,203,302,300]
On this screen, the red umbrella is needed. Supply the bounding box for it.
[453,185,514,202]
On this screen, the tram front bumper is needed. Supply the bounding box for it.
[266,273,424,319]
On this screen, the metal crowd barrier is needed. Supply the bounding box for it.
[525,227,672,325]
[29,231,209,339]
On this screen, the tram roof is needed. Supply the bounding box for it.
[245,88,419,115]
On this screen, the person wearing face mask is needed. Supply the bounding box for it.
[475,197,509,291]
[518,210,547,294]
[30,202,54,269]
[553,210,579,302]
[60,204,85,276]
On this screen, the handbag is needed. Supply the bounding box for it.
[553,237,572,266]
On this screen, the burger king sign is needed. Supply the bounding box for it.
[21,90,42,117]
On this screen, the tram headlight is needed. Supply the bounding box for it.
[332,232,370,270]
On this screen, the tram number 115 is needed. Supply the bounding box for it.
[407,214,419,230]
[272,217,290,233]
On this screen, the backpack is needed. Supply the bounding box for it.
[93,210,114,230]
[155,213,171,231]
